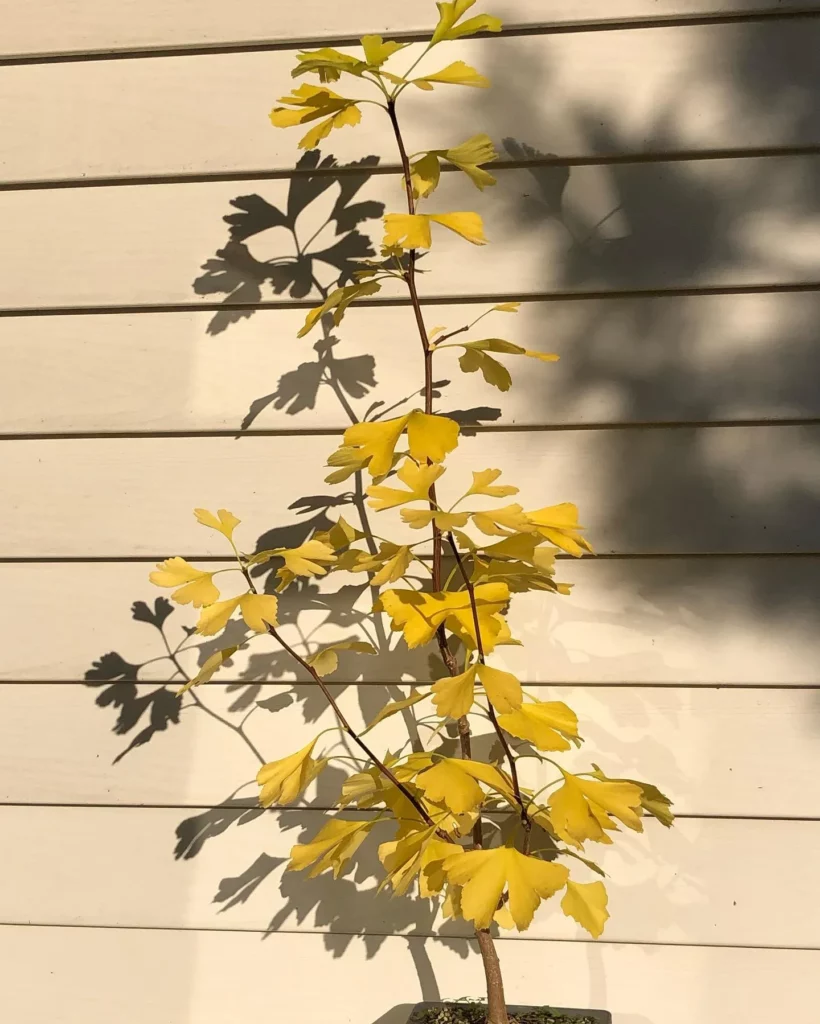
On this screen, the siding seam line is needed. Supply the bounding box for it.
[0,919,816,951]
[3,144,819,193]
[1,282,819,319]
[1,7,818,65]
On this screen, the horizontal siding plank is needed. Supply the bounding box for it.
[1,928,816,1024]
[3,22,820,181]
[0,807,817,948]
[3,683,819,816]
[2,3,817,59]
[4,292,820,433]
[4,426,820,556]
[3,558,819,684]
[1,159,817,310]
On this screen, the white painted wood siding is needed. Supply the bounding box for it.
[1,2,819,1022]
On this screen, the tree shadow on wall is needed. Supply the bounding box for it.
[472,24,820,623]
[191,148,502,435]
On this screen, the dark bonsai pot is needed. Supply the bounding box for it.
[406,1003,611,1023]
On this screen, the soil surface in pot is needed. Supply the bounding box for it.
[410,1005,605,1024]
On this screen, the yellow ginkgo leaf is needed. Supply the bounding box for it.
[444,847,569,930]
[177,646,238,695]
[466,469,519,499]
[443,884,463,919]
[383,212,487,250]
[590,765,675,828]
[195,596,242,636]
[471,557,558,595]
[251,540,337,577]
[401,509,470,531]
[383,213,432,249]
[281,540,338,577]
[379,582,510,653]
[434,211,488,245]
[494,302,521,313]
[413,757,515,815]
[339,758,417,818]
[414,61,490,89]
[288,817,377,878]
[372,545,414,586]
[494,903,516,930]
[497,700,579,751]
[339,766,384,808]
[431,0,503,45]
[270,84,347,126]
[526,503,593,558]
[292,47,368,82]
[406,410,461,463]
[344,416,409,478]
[360,34,410,67]
[195,592,279,636]
[378,825,456,895]
[367,461,444,511]
[449,338,558,389]
[455,759,517,804]
[475,664,522,714]
[149,556,220,608]
[483,532,553,564]
[471,504,533,537]
[237,593,281,633]
[410,134,497,199]
[378,825,434,894]
[298,279,382,338]
[270,84,362,149]
[364,689,429,733]
[549,773,643,849]
[410,152,442,200]
[445,134,498,190]
[193,507,240,541]
[324,445,370,484]
[301,103,361,150]
[458,348,511,391]
[460,338,559,363]
[323,515,365,550]
[257,739,324,806]
[561,880,609,939]
[346,411,459,478]
[345,542,414,586]
[306,639,377,677]
[416,758,487,813]
[431,664,477,718]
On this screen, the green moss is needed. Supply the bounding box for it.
[410,1004,600,1024]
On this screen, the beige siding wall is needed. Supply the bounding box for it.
[1,4,819,1022]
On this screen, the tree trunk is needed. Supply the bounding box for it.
[475,929,509,1024]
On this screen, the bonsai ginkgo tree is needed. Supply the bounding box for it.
[149,3,673,1021]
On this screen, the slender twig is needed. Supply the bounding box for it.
[445,533,532,847]
[266,622,441,831]
[234,559,441,832]
[385,99,486,850]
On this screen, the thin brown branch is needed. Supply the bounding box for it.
[386,99,483,850]
[235,560,439,831]
[387,76,509,1024]
[431,323,470,347]
[446,533,532,842]
[265,624,438,828]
